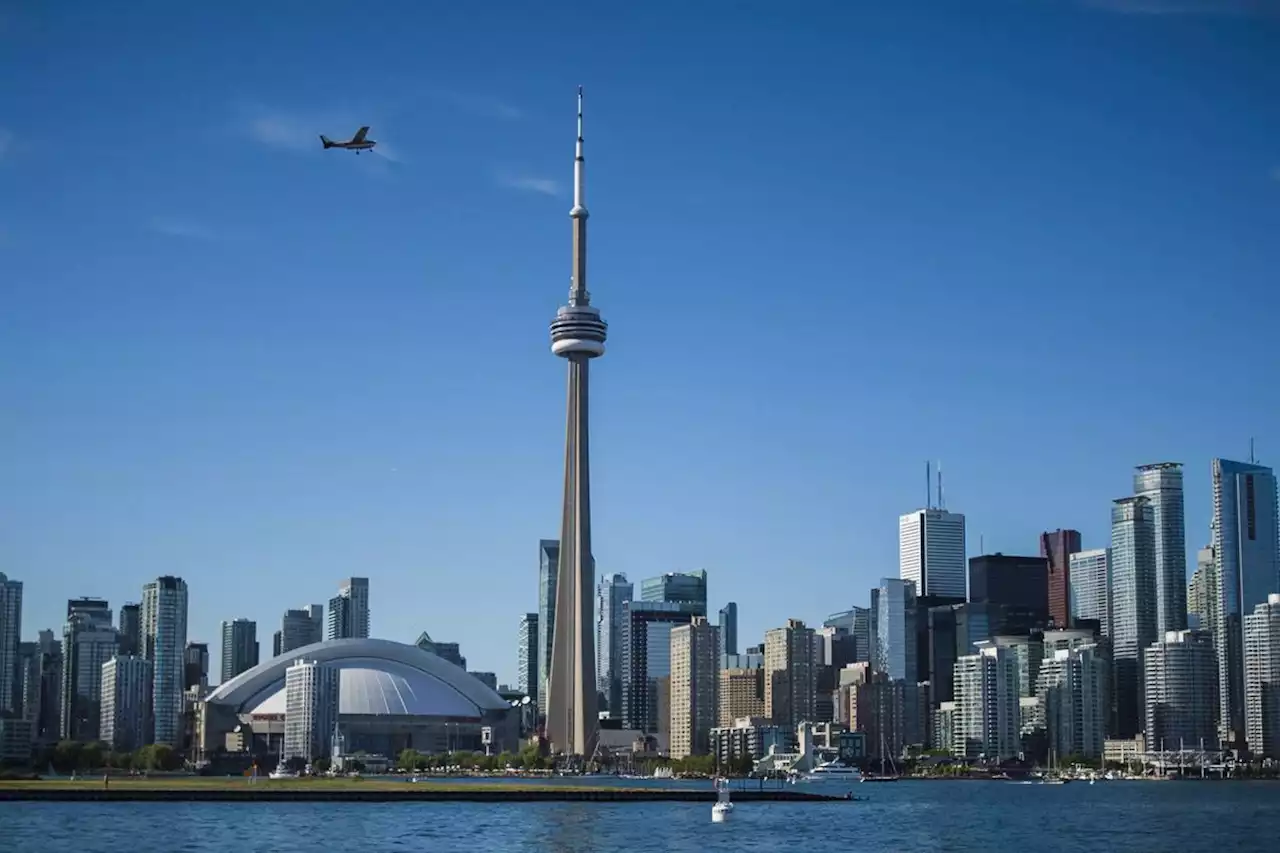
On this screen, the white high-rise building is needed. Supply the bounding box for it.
[0,573,22,717]
[100,656,152,751]
[952,642,1020,761]
[1210,459,1279,748]
[1134,463,1189,636]
[1110,496,1158,738]
[1036,644,1107,761]
[141,576,187,747]
[899,509,966,599]
[1068,548,1111,634]
[283,659,339,762]
[1244,594,1280,759]
[669,616,719,759]
[1143,629,1219,749]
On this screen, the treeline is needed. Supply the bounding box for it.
[25,741,186,773]
[397,745,548,772]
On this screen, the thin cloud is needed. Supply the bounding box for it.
[1081,0,1278,14]
[243,111,320,153]
[497,175,562,196]
[148,217,219,241]
[0,128,13,161]
[1270,166,1280,183]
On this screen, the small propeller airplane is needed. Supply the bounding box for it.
[320,126,376,154]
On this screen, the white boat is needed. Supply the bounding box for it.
[796,760,863,784]
[711,777,733,823]
[652,766,674,779]
[267,762,297,780]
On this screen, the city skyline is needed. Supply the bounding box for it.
[4,3,1280,686]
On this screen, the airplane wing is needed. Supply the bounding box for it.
[351,126,370,144]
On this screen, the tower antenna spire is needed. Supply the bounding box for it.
[569,86,589,306]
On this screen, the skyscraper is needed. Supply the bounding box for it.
[117,602,141,657]
[281,607,324,654]
[1143,629,1219,749]
[1244,593,1280,759]
[184,642,209,690]
[899,509,967,599]
[1039,529,1082,628]
[825,606,872,664]
[517,613,539,701]
[220,619,259,682]
[1110,496,1158,738]
[537,538,559,717]
[953,641,1021,761]
[100,655,153,752]
[60,610,117,741]
[596,573,632,718]
[719,602,739,660]
[327,578,370,640]
[620,600,701,732]
[141,575,187,746]
[1135,463,1189,636]
[1187,547,1214,632]
[1037,644,1107,760]
[874,579,918,683]
[283,659,339,762]
[669,616,720,758]
[1210,459,1279,748]
[0,573,22,717]
[764,619,817,731]
[967,553,1050,634]
[640,571,708,614]
[1068,548,1111,633]
[546,88,607,758]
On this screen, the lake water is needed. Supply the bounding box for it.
[1,780,1276,852]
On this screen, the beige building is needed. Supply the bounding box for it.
[764,619,817,729]
[669,617,719,759]
[719,668,764,726]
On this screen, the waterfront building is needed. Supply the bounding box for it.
[1134,463,1189,636]
[597,573,633,718]
[60,609,117,741]
[220,619,259,682]
[1110,496,1158,738]
[117,603,141,657]
[853,673,907,761]
[283,659,339,762]
[899,509,967,598]
[710,716,793,766]
[1037,644,1107,760]
[1210,459,1279,749]
[34,630,62,743]
[719,667,765,726]
[0,573,21,717]
[141,575,187,746]
[327,578,370,641]
[1039,529,1082,628]
[764,619,817,731]
[620,600,700,732]
[100,655,152,751]
[537,538,559,717]
[1143,629,1219,750]
[1244,593,1280,758]
[952,642,1020,761]
[669,616,719,758]
[517,612,539,702]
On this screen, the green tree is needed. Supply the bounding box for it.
[312,757,331,774]
[52,741,82,773]
[285,756,308,773]
[398,748,420,771]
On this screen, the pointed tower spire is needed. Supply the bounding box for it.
[569,86,589,306]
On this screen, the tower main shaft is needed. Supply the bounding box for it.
[546,87,606,758]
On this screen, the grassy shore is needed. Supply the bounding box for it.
[0,776,852,803]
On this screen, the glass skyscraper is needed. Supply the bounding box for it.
[1110,496,1158,738]
[596,573,632,718]
[1068,548,1111,633]
[537,539,559,717]
[1210,458,1279,747]
[1134,463,1189,636]
[899,509,967,599]
[639,570,707,615]
[517,612,539,701]
[141,576,187,747]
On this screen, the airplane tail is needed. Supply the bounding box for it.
[320,134,334,149]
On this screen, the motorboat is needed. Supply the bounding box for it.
[711,777,733,823]
[795,760,863,784]
[268,761,297,780]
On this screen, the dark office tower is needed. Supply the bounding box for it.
[183,642,209,690]
[117,602,141,657]
[220,619,259,682]
[518,613,539,702]
[272,631,282,657]
[721,596,742,655]
[1111,496,1158,739]
[0,573,22,717]
[968,553,1050,635]
[1040,529,1083,628]
[537,539,560,718]
[597,574,633,718]
[641,570,708,616]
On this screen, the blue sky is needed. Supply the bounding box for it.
[2,0,1278,684]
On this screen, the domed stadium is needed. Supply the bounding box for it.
[196,638,516,762]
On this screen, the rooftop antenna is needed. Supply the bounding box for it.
[937,461,945,510]
[1250,437,1256,464]
[980,533,984,554]
[926,461,932,510]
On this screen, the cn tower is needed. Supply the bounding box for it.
[545,87,605,758]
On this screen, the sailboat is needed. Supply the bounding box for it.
[862,729,901,782]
